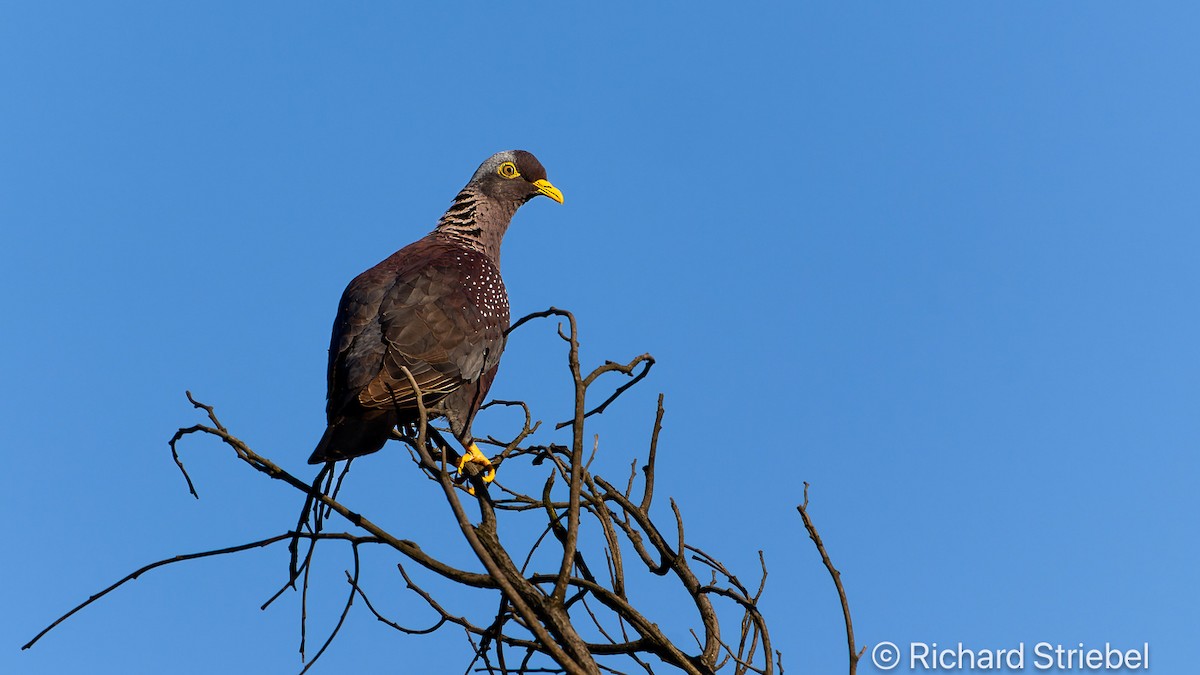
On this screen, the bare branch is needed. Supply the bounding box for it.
[299,543,362,673]
[27,308,833,675]
[797,483,861,675]
[23,532,379,651]
[641,394,665,513]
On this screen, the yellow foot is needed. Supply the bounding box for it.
[456,443,496,494]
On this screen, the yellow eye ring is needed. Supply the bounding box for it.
[497,161,520,179]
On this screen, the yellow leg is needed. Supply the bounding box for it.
[456,443,496,491]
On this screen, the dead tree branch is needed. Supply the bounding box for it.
[797,483,862,675]
[23,308,853,674]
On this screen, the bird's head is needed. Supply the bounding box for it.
[470,150,564,205]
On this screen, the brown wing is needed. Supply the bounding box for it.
[326,236,509,429]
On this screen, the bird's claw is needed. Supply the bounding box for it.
[456,443,496,495]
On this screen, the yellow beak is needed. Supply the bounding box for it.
[533,178,564,204]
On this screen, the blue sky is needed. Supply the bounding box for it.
[4,3,1198,673]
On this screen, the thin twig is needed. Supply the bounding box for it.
[23,532,379,651]
[797,483,861,675]
[299,543,362,673]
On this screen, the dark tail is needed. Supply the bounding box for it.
[308,419,393,464]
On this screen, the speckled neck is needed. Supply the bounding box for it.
[433,187,519,264]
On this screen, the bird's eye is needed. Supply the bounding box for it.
[497,161,520,179]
